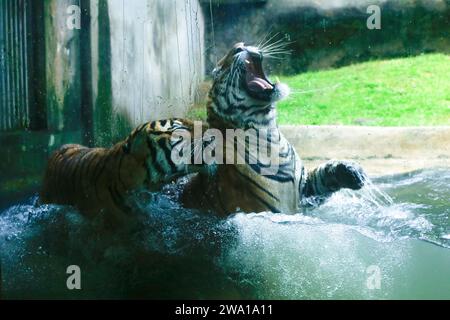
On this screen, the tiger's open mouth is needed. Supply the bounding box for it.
[244,53,274,101]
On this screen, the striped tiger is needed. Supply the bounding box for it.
[182,43,367,215]
[40,119,213,221]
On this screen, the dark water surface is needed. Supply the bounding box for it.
[0,169,449,299]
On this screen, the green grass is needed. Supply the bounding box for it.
[186,107,207,121]
[277,54,450,126]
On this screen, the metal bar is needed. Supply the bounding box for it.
[0,0,37,131]
[3,0,8,130]
[6,0,12,130]
[13,0,20,129]
[22,0,29,128]
[14,0,22,129]
[10,0,17,129]
[11,0,18,130]
[0,0,5,130]
[0,0,35,131]
[18,0,26,128]
[17,0,23,128]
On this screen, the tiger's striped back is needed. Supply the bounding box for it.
[40,119,211,220]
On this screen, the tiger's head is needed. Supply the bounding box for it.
[123,119,215,185]
[208,42,290,129]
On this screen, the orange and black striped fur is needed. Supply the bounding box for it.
[182,43,367,215]
[41,119,212,220]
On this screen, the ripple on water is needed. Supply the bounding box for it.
[0,169,449,299]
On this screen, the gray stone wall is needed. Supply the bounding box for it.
[45,0,82,132]
[90,0,205,145]
[203,0,450,74]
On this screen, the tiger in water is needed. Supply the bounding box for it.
[40,119,213,222]
[182,43,367,215]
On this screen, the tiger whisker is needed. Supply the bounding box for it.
[263,55,287,60]
[263,56,284,60]
[258,31,280,50]
[263,51,292,57]
[262,46,293,52]
[263,52,293,61]
[260,43,294,54]
[260,38,292,52]
[261,48,293,59]
[260,40,287,51]
[261,38,285,49]
[261,37,293,48]
[262,47,292,52]
[256,27,275,48]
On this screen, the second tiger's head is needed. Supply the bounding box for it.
[123,119,216,184]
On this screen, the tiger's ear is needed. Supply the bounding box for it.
[212,67,221,79]
[213,43,244,78]
[122,139,131,154]
[123,131,147,156]
[233,42,245,51]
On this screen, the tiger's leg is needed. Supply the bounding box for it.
[301,160,367,206]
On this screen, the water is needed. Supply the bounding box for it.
[0,169,449,299]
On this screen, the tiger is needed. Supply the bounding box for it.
[40,119,213,222]
[182,43,367,215]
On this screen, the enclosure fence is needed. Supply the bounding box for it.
[0,0,32,131]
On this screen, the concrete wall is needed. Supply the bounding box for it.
[45,0,82,132]
[281,125,450,176]
[42,0,205,142]
[90,0,205,145]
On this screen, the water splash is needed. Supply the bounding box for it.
[0,169,449,299]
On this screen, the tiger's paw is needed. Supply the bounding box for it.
[334,161,367,191]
